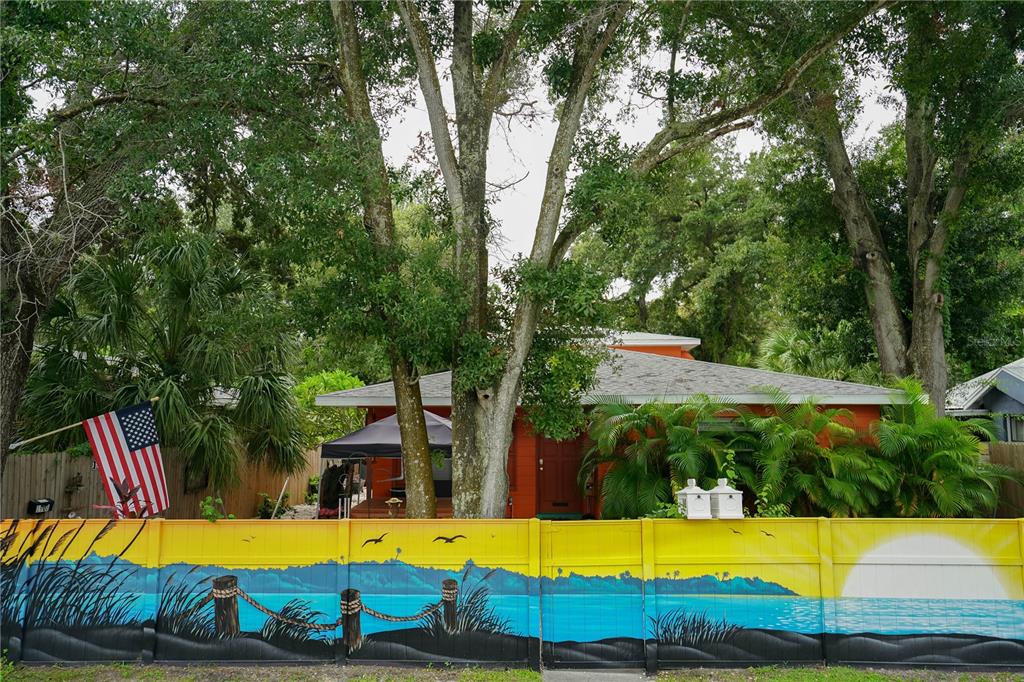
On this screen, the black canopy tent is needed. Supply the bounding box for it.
[320,411,452,458]
[318,411,453,516]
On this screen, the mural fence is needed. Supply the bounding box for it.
[2,518,1023,670]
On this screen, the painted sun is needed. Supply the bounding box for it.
[841,533,1011,600]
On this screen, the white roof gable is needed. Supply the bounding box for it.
[946,358,1024,411]
[607,331,701,350]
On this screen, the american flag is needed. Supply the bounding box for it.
[82,401,169,517]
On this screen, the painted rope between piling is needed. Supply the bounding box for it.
[196,584,454,630]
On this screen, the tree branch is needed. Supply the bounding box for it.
[49,92,168,124]
[481,1,535,118]
[396,0,465,218]
[632,0,891,174]
[530,1,630,268]
[635,118,755,172]
[666,0,694,124]
[801,87,909,376]
[500,1,628,397]
[452,0,480,130]
[330,0,396,247]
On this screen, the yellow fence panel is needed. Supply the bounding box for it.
[2,517,1021,670]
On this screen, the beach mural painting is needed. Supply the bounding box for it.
[1,518,1022,669]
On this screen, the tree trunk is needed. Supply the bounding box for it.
[402,1,871,517]
[1,154,125,468]
[901,15,972,413]
[390,354,437,518]
[904,91,944,412]
[802,85,973,412]
[401,0,529,518]
[331,0,436,517]
[802,90,910,379]
[450,382,483,518]
[453,372,520,519]
[474,405,517,519]
[0,301,39,473]
[905,148,971,414]
[635,285,650,328]
[451,383,515,519]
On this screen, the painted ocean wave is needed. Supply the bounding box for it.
[830,597,1024,639]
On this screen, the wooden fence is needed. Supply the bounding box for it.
[989,441,1024,518]
[1,447,319,520]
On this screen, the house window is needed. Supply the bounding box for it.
[1008,415,1024,443]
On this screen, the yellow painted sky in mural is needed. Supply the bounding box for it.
[3,518,1021,600]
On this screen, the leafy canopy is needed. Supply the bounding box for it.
[293,370,365,450]
[20,226,304,490]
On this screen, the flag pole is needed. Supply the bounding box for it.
[9,396,161,451]
[271,477,290,519]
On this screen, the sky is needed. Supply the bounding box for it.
[380,69,900,265]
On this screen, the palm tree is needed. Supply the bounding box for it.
[20,230,304,491]
[874,380,1016,517]
[733,388,895,517]
[579,397,741,518]
[756,326,883,384]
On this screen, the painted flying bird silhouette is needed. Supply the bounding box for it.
[362,532,388,547]
[760,530,776,539]
[434,535,467,544]
[729,528,742,535]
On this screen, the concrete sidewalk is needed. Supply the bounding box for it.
[543,671,648,681]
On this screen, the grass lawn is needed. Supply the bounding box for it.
[658,667,1024,681]
[2,665,1022,682]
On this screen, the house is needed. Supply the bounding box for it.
[316,332,903,518]
[946,358,1024,442]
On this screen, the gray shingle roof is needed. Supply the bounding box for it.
[946,358,1024,411]
[317,349,902,407]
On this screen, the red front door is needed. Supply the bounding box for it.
[537,437,584,514]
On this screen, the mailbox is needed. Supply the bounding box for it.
[709,479,744,519]
[27,498,54,515]
[676,479,711,519]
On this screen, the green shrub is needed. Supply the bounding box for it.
[293,370,365,449]
[199,496,234,522]
[257,491,290,519]
[305,475,320,504]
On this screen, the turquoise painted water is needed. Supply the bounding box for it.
[831,597,1024,640]
[227,592,1024,643]
[542,594,1024,642]
[21,557,1024,643]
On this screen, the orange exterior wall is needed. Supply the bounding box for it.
[508,409,538,518]
[609,344,695,359]
[837,404,882,434]
[360,403,882,519]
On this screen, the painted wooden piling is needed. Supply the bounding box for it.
[341,588,361,648]
[212,575,240,637]
[441,578,458,631]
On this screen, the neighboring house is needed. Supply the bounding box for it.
[946,358,1024,442]
[316,332,903,518]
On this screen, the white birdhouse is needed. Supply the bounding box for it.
[677,479,711,519]
[710,478,744,519]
